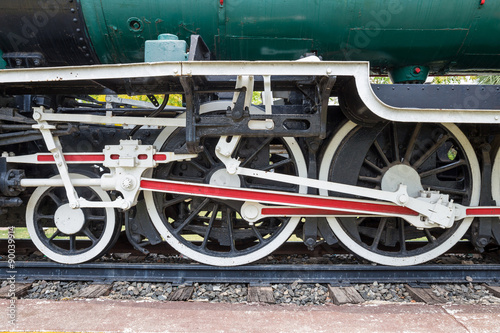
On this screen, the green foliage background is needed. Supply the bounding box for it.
[93,75,499,107]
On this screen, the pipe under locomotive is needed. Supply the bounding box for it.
[0,0,499,266]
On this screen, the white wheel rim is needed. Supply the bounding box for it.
[318,122,480,266]
[492,148,500,206]
[144,101,307,266]
[26,174,116,264]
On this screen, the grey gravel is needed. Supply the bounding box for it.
[20,280,92,300]
[355,283,411,302]
[191,283,247,303]
[430,283,500,305]
[272,283,328,305]
[108,281,174,300]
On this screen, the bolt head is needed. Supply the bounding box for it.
[244,205,259,220]
[227,165,237,174]
[121,177,135,190]
[398,194,409,204]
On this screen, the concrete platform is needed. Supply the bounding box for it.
[1,299,500,332]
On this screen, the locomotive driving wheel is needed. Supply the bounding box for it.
[26,174,119,264]
[144,104,307,266]
[319,121,480,266]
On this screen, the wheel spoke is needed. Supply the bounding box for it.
[188,160,209,173]
[226,207,236,253]
[363,159,383,174]
[370,217,387,250]
[87,193,98,201]
[424,229,436,244]
[69,235,76,252]
[240,137,273,167]
[174,198,210,233]
[358,175,380,185]
[419,160,466,178]
[48,229,61,242]
[87,215,106,222]
[36,214,54,221]
[260,158,292,171]
[373,140,391,167]
[399,219,406,254]
[251,224,264,242]
[201,204,219,249]
[83,228,98,244]
[403,123,422,163]
[392,123,400,162]
[162,195,190,209]
[48,192,62,206]
[412,134,450,169]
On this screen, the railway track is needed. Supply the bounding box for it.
[3,261,500,285]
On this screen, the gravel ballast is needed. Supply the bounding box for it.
[4,279,500,306]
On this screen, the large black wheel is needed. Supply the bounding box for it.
[144,103,307,266]
[319,121,480,266]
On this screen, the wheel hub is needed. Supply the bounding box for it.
[54,204,86,235]
[381,164,423,198]
[209,168,241,188]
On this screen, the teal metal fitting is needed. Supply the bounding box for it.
[389,66,430,84]
[0,50,6,69]
[145,34,188,62]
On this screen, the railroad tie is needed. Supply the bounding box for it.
[328,285,364,305]
[77,284,113,298]
[247,286,275,303]
[404,284,444,305]
[166,286,195,301]
[483,284,500,298]
[0,283,32,298]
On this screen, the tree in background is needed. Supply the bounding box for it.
[477,75,500,85]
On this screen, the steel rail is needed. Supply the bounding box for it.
[2,261,500,285]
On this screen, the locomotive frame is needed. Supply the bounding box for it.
[1,47,500,267]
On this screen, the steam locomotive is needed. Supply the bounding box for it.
[0,0,499,266]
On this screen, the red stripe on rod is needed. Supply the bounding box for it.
[153,154,167,161]
[140,179,418,216]
[467,207,500,216]
[37,154,105,162]
[261,208,360,216]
